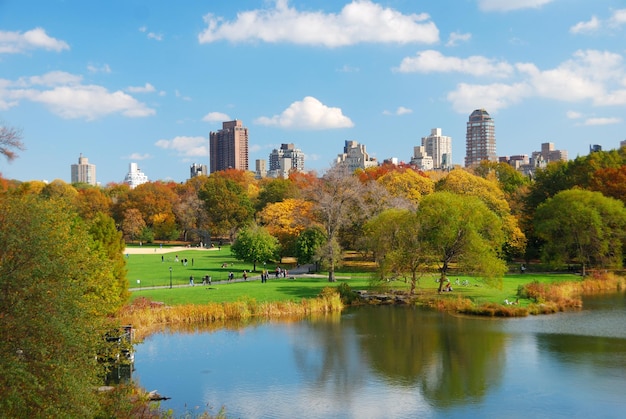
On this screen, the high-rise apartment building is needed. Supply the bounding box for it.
[335,140,377,172]
[268,143,305,178]
[71,153,96,185]
[209,120,249,173]
[190,163,208,178]
[465,109,496,167]
[255,159,267,179]
[422,128,452,170]
[124,162,148,189]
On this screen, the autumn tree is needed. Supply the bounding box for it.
[199,174,254,240]
[257,198,314,256]
[377,168,434,206]
[0,121,25,163]
[307,166,364,281]
[115,181,178,241]
[230,223,280,271]
[255,177,300,212]
[534,189,626,275]
[74,186,111,221]
[419,191,507,292]
[0,194,127,417]
[121,208,146,241]
[589,165,626,204]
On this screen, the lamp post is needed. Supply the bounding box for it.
[169,266,172,289]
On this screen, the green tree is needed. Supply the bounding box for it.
[0,195,124,417]
[534,189,626,275]
[87,212,129,310]
[365,208,427,294]
[199,174,254,240]
[255,177,300,212]
[419,191,507,292]
[294,226,327,265]
[230,224,280,271]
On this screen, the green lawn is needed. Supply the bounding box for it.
[126,246,582,306]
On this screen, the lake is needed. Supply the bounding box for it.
[134,293,626,418]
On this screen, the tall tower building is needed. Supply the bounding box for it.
[71,153,96,185]
[124,163,149,189]
[422,128,452,170]
[209,120,249,173]
[465,109,496,167]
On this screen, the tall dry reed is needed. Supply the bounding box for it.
[117,293,344,338]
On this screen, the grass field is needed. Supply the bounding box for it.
[125,245,584,307]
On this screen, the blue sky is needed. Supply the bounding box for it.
[1,0,625,184]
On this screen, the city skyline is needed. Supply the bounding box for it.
[1,1,625,184]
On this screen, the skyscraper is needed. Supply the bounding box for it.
[465,109,496,167]
[71,153,96,185]
[422,128,452,170]
[209,120,249,173]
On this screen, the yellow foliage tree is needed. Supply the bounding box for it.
[377,169,434,206]
[258,198,315,255]
[437,169,526,257]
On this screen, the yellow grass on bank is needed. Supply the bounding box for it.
[118,291,343,339]
[427,272,624,317]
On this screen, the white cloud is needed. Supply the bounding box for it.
[383,106,413,116]
[22,71,82,87]
[155,136,208,157]
[478,0,554,12]
[127,83,156,93]
[570,16,600,34]
[255,96,354,129]
[571,9,626,34]
[395,50,513,78]
[583,117,622,126]
[198,0,439,47]
[445,31,471,47]
[87,63,111,74]
[337,64,360,73]
[139,26,163,41]
[4,71,156,120]
[202,111,231,122]
[0,27,69,54]
[447,82,529,113]
[566,111,582,119]
[445,49,626,113]
[609,9,626,27]
[125,153,152,160]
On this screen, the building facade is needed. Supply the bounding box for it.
[465,109,497,167]
[124,162,148,189]
[410,146,434,170]
[255,159,267,179]
[209,120,249,173]
[268,143,305,178]
[335,140,378,172]
[190,163,208,178]
[70,153,96,185]
[422,128,452,170]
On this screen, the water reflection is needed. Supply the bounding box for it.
[134,294,626,418]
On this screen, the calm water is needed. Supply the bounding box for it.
[134,294,626,418]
